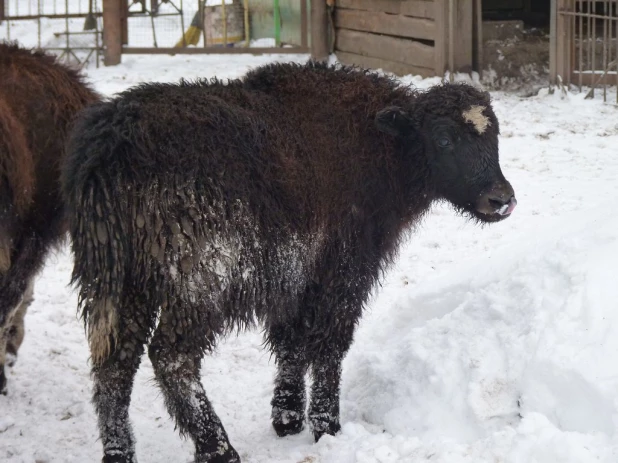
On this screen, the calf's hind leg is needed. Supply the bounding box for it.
[268,323,308,437]
[91,296,154,463]
[148,306,240,463]
[6,278,34,366]
[0,279,34,395]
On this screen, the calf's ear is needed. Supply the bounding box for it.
[375,106,414,137]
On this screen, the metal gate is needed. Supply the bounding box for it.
[556,0,617,100]
[0,0,103,68]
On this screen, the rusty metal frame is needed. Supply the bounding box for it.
[556,0,617,102]
[1,0,103,68]
[122,0,310,56]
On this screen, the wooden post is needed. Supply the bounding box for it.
[555,0,568,83]
[455,0,474,72]
[0,0,4,25]
[473,0,483,73]
[121,0,129,46]
[103,0,122,66]
[311,0,329,61]
[549,0,557,83]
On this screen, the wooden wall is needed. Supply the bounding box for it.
[334,0,473,78]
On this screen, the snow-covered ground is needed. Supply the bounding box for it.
[3,10,618,463]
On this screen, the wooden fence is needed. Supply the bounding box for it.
[334,0,474,78]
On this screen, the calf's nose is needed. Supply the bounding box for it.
[477,183,517,216]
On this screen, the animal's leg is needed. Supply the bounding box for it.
[268,324,308,437]
[148,310,240,463]
[5,278,34,366]
[307,346,349,441]
[92,295,153,463]
[304,278,361,441]
[0,236,43,394]
[0,278,34,394]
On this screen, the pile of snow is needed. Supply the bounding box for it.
[338,208,618,463]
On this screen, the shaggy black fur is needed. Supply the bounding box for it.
[63,61,515,462]
[0,41,99,395]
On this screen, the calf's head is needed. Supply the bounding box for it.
[376,83,516,223]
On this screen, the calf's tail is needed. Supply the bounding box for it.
[62,102,129,365]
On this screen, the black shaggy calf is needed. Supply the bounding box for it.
[63,61,516,462]
[0,42,99,394]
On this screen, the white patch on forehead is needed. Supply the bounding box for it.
[462,105,491,135]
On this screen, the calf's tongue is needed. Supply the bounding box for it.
[497,198,517,216]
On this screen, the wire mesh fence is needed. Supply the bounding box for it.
[1,0,103,67]
[0,1,308,65]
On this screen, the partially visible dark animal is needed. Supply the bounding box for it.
[0,42,99,394]
[63,61,516,462]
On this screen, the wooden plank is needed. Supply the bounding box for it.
[433,0,447,76]
[571,71,618,87]
[448,0,454,74]
[555,0,568,83]
[336,28,434,69]
[336,0,435,19]
[335,8,435,41]
[337,50,435,77]
[549,0,557,83]
[455,0,473,71]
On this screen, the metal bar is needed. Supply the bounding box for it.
[603,0,608,100]
[579,0,583,90]
[274,0,280,47]
[243,0,250,47]
[122,46,310,54]
[587,0,591,81]
[4,12,101,20]
[588,0,597,97]
[5,0,9,40]
[38,0,42,48]
[568,0,574,86]
[560,11,617,20]
[179,0,185,48]
[64,0,69,56]
[300,0,308,49]
[222,0,227,47]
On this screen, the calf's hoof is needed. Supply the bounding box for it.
[272,409,305,437]
[311,418,341,442]
[0,366,7,395]
[195,446,241,463]
[6,352,17,367]
[102,452,136,463]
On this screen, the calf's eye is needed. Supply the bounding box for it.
[437,137,451,148]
